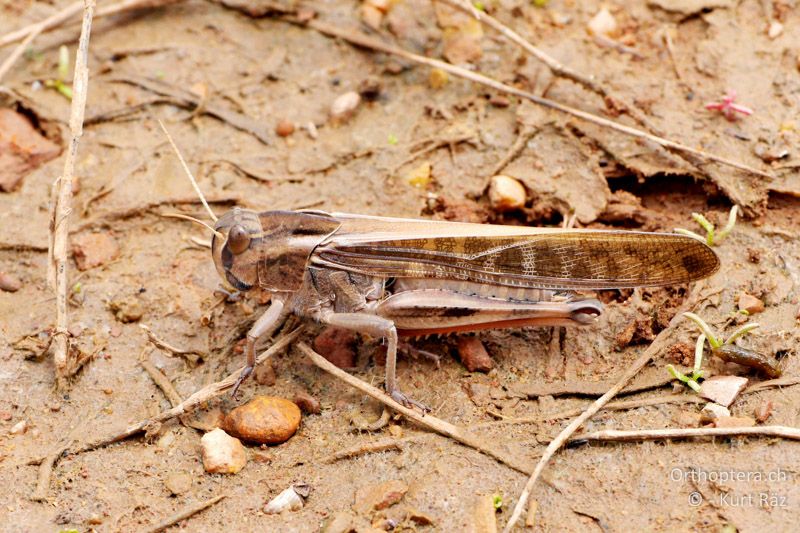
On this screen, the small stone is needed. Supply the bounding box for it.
[404,162,432,188]
[489,94,510,108]
[358,78,382,102]
[71,232,120,271]
[353,479,408,514]
[754,400,773,423]
[699,403,730,424]
[457,337,493,372]
[699,376,748,407]
[672,410,702,428]
[361,3,383,30]
[9,420,27,435]
[264,485,305,514]
[587,7,618,37]
[164,471,192,495]
[223,396,301,445]
[0,272,21,292]
[275,120,295,137]
[768,21,783,39]
[200,428,247,474]
[714,416,756,428]
[488,175,526,212]
[429,68,449,89]
[470,494,498,533]
[314,327,357,368]
[254,361,276,386]
[330,91,361,124]
[738,293,765,314]
[293,390,321,415]
[108,296,144,323]
[0,411,11,421]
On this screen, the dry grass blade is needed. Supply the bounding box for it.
[46,0,95,389]
[302,19,770,179]
[144,494,226,533]
[571,426,800,443]
[157,119,218,222]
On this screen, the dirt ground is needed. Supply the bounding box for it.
[1,0,799,531]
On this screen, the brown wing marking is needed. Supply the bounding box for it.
[313,231,720,290]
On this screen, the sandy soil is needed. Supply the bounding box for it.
[1,0,799,531]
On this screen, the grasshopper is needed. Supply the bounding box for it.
[208,207,720,410]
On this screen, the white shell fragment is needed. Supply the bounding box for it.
[587,8,618,38]
[699,376,748,407]
[330,92,361,124]
[488,175,526,212]
[264,484,309,514]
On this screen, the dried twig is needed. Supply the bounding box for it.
[140,324,203,364]
[139,351,184,407]
[572,425,800,443]
[144,494,226,533]
[0,22,42,83]
[300,19,769,179]
[298,342,531,476]
[46,0,95,389]
[502,284,707,532]
[322,434,432,463]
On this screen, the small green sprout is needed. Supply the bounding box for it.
[675,205,738,246]
[387,133,398,145]
[473,1,485,11]
[668,312,761,392]
[44,45,73,100]
[492,494,503,510]
[532,0,549,6]
[72,282,82,294]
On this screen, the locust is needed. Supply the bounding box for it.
[206,207,720,410]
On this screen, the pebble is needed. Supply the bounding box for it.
[587,7,618,37]
[714,416,756,428]
[293,390,321,415]
[699,376,748,407]
[264,485,307,514]
[738,292,765,314]
[164,471,192,495]
[254,361,276,386]
[457,337,493,373]
[470,494,498,533]
[488,175,526,212]
[108,296,144,323]
[71,232,120,271]
[223,396,301,445]
[699,402,730,424]
[200,428,247,474]
[330,91,361,124]
[9,420,27,435]
[768,21,784,39]
[275,120,295,137]
[313,327,357,368]
[361,3,383,30]
[754,400,773,423]
[429,68,449,89]
[405,162,432,188]
[353,479,408,514]
[0,272,22,292]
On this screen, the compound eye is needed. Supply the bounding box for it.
[227,225,251,254]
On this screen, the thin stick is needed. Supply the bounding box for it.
[140,323,203,364]
[502,285,706,532]
[298,342,531,476]
[158,119,217,222]
[46,0,95,389]
[437,0,657,132]
[322,435,432,463]
[572,425,800,443]
[0,24,41,83]
[140,356,184,407]
[301,19,769,179]
[144,494,226,533]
